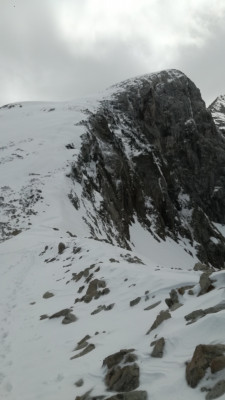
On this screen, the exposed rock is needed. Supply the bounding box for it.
[170,303,182,311]
[185,303,225,324]
[146,310,171,334]
[106,391,147,400]
[186,344,225,388]
[75,378,84,387]
[71,344,95,360]
[130,297,141,307]
[177,285,194,295]
[58,242,66,254]
[151,337,165,358]
[75,335,91,351]
[49,308,71,319]
[194,262,212,272]
[71,69,225,269]
[103,349,135,369]
[91,304,114,315]
[144,301,161,311]
[198,273,215,296]
[165,289,179,309]
[211,356,225,373]
[40,314,48,320]
[62,312,77,324]
[42,291,54,299]
[105,363,139,392]
[206,380,225,400]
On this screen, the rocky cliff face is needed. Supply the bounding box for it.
[208,94,225,135]
[71,70,225,268]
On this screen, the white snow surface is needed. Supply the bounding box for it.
[0,96,225,400]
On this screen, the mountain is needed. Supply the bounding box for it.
[208,95,225,135]
[0,70,225,400]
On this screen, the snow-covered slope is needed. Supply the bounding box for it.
[1,72,225,400]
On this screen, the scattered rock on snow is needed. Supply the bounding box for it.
[146,310,171,334]
[62,312,77,324]
[205,380,225,400]
[106,391,148,400]
[144,301,161,311]
[198,273,215,296]
[185,303,225,324]
[71,344,95,360]
[42,291,54,299]
[75,378,84,387]
[151,337,165,358]
[58,242,66,254]
[186,344,225,388]
[165,289,179,309]
[130,297,141,307]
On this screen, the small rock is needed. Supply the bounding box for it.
[146,310,171,334]
[58,242,66,254]
[62,312,77,324]
[144,301,161,311]
[42,291,54,299]
[71,344,95,360]
[75,378,84,387]
[206,380,225,400]
[151,337,165,358]
[198,273,214,296]
[49,308,71,319]
[40,314,48,320]
[130,297,141,307]
[165,289,179,309]
[194,262,210,272]
[106,391,147,400]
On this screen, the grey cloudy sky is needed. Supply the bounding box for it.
[1,0,225,106]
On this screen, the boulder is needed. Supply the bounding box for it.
[151,337,165,358]
[186,344,225,388]
[105,363,139,392]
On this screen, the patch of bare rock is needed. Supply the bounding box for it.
[186,344,225,398]
[146,309,171,334]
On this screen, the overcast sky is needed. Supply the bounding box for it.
[1,0,225,106]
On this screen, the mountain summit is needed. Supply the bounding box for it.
[71,69,225,268]
[0,70,225,400]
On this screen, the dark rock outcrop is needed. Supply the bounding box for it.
[71,69,225,268]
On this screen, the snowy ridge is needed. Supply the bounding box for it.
[0,71,225,400]
[208,94,225,134]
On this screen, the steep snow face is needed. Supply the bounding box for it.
[0,71,225,400]
[208,94,225,135]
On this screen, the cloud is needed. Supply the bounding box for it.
[0,0,225,105]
